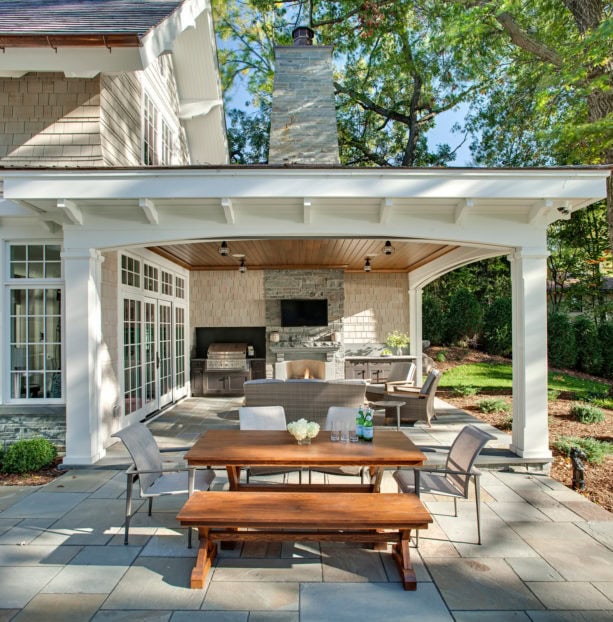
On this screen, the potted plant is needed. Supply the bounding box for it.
[385,331,410,355]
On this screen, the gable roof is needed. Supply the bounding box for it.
[0,0,184,39]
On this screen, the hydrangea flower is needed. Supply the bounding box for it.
[287,419,320,440]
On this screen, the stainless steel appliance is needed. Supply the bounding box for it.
[205,343,249,371]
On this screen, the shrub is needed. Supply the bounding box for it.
[453,385,479,397]
[573,316,602,375]
[444,288,483,346]
[435,351,447,363]
[482,297,512,357]
[553,436,612,464]
[548,389,561,401]
[598,321,613,379]
[498,414,513,430]
[570,402,606,424]
[477,398,511,414]
[547,312,576,369]
[423,294,446,346]
[1,438,57,474]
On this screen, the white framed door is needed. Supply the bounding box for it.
[158,300,173,408]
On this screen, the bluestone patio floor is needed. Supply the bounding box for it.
[1,396,612,621]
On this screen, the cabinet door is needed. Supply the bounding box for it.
[345,362,369,380]
[250,359,266,380]
[369,362,393,383]
[227,371,250,393]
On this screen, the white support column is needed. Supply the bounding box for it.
[62,248,105,465]
[409,287,423,385]
[508,248,552,459]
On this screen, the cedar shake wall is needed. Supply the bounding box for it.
[343,273,410,344]
[0,72,103,166]
[100,73,142,166]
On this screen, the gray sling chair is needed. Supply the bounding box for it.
[308,406,366,484]
[112,422,216,547]
[238,405,303,483]
[393,424,496,546]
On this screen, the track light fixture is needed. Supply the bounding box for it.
[364,258,372,272]
[239,258,247,273]
[218,241,230,256]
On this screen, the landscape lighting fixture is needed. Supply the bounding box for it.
[239,258,247,273]
[218,241,230,256]
[364,258,372,272]
[383,240,395,256]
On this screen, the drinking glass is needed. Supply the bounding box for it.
[330,424,340,442]
[340,422,349,443]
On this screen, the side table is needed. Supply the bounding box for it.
[371,400,406,431]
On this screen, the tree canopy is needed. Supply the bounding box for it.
[212,0,612,249]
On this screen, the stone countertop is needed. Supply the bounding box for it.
[344,356,416,361]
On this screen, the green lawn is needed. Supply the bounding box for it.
[439,362,612,407]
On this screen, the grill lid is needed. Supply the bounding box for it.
[207,343,248,357]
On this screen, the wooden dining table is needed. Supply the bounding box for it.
[184,429,426,492]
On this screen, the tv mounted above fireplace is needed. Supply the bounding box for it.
[280,299,328,327]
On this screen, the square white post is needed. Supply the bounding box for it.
[508,248,552,459]
[62,248,105,465]
[409,287,423,385]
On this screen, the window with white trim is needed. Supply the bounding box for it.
[121,255,140,288]
[175,276,185,299]
[142,92,174,165]
[143,263,158,292]
[6,243,63,401]
[161,270,173,296]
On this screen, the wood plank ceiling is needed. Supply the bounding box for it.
[150,239,457,272]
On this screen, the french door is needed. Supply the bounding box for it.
[122,297,185,419]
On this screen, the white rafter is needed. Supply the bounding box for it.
[454,198,474,225]
[221,197,235,224]
[139,198,159,225]
[528,199,554,224]
[303,197,312,224]
[57,199,83,225]
[379,197,393,224]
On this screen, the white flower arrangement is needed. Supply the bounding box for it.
[287,418,320,441]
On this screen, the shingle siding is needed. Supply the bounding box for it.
[100,73,142,166]
[0,72,104,166]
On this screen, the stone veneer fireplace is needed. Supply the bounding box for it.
[264,269,345,378]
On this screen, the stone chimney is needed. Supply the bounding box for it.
[268,26,340,165]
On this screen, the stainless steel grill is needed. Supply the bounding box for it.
[205,343,248,371]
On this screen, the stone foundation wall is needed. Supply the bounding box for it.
[0,408,66,451]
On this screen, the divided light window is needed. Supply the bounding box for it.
[175,276,185,299]
[6,243,63,401]
[143,93,174,166]
[161,270,173,296]
[143,263,158,292]
[121,255,140,288]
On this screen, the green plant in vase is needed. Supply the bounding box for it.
[385,331,410,355]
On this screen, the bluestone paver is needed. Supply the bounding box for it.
[202,581,299,611]
[527,581,613,610]
[10,593,106,621]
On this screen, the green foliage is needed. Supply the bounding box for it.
[1,438,57,474]
[598,321,613,379]
[445,288,483,346]
[385,331,410,351]
[423,293,446,346]
[573,315,603,375]
[477,398,511,414]
[453,385,479,397]
[553,436,613,465]
[547,312,576,369]
[435,351,447,363]
[548,389,561,401]
[498,415,513,431]
[570,402,606,424]
[481,297,512,357]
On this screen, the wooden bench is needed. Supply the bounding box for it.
[177,490,432,591]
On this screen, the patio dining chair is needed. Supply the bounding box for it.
[309,406,366,484]
[112,422,216,547]
[393,424,496,545]
[239,405,303,483]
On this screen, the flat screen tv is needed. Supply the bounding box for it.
[280,299,328,327]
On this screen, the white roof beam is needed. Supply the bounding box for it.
[221,198,235,224]
[57,199,83,225]
[454,199,474,225]
[529,199,554,224]
[303,198,312,224]
[139,198,159,225]
[379,198,393,224]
